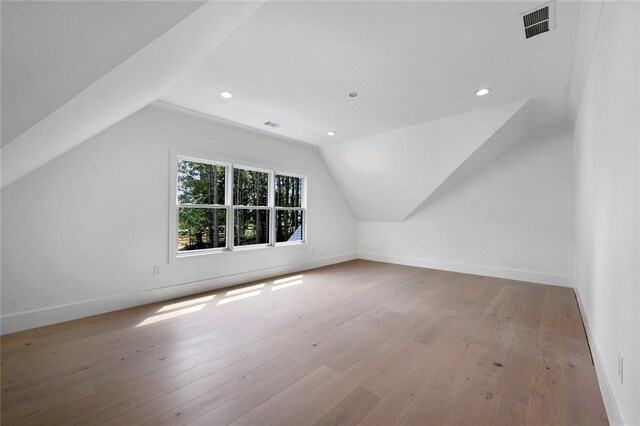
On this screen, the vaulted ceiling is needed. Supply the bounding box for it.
[1,1,265,187]
[2,0,585,215]
[1,0,204,145]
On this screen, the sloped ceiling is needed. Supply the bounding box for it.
[1,1,204,145]
[320,99,531,222]
[1,1,584,195]
[405,99,541,219]
[1,1,266,188]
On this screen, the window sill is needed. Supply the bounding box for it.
[171,242,308,264]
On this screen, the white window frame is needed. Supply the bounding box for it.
[273,171,307,247]
[169,150,307,263]
[171,155,231,259]
[231,164,272,251]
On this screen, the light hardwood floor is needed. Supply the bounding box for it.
[1,260,608,425]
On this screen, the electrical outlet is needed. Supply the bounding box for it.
[153,265,162,276]
[618,354,624,384]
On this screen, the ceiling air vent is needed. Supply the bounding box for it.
[521,2,554,39]
[264,121,282,128]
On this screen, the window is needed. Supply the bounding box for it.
[172,154,306,258]
[233,168,270,247]
[176,159,227,252]
[275,174,304,243]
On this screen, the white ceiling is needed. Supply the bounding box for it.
[1,0,203,145]
[1,0,585,191]
[162,1,582,146]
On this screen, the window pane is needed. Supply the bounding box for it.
[276,210,304,243]
[275,175,302,207]
[178,208,226,251]
[233,169,268,206]
[234,209,269,246]
[178,160,226,205]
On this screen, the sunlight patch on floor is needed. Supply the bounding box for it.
[226,283,266,296]
[272,279,303,291]
[157,295,215,313]
[137,275,305,325]
[136,304,206,327]
[273,275,303,285]
[218,289,263,305]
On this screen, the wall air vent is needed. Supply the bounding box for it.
[264,121,282,128]
[521,2,554,39]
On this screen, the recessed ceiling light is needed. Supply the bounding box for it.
[220,91,233,99]
[348,92,358,98]
[475,88,491,97]
[327,131,336,136]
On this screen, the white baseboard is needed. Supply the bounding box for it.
[357,252,574,288]
[0,253,357,335]
[574,287,625,425]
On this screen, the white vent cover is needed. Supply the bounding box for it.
[521,2,554,39]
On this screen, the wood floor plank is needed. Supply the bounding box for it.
[142,356,297,426]
[357,330,469,425]
[361,340,430,398]
[181,360,328,426]
[399,389,453,426]
[313,386,380,426]
[230,366,338,426]
[424,339,484,400]
[0,260,608,426]
[438,341,510,426]
[526,358,568,425]
[0,380,96,424]
[3,283,349,397]
[564,362,609,425]
[271,319,431,426]
[488,394,529,426]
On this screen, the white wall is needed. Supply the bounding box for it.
[0,103,357,334]
[358,127,575,287]
[573,1,639,424]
